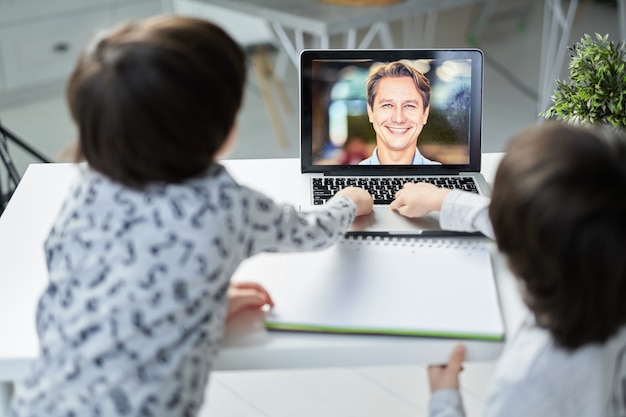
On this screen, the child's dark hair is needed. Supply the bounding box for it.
[66,15,246,188]
[489,121,626,349]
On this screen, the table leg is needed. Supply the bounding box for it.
[402,16,413,47]
[422,10,438,48]
[270,22,299,68]
[467,0,499,41]
[318,34,329,50]
[294,29,305,54]
[358,22,391,49]
[402,11,437,48]
[271,16,433,70]
[346,29,357,49]
[377,22,395,48]
[0,382,12,417]
[617,0,626,42]
[538,0,579,114]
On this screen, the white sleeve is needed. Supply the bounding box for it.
[429,389,466,417]
[439,190,494,239]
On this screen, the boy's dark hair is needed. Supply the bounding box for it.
[66,15,246,188]
[490,121,626,349]
[366,60,431,110]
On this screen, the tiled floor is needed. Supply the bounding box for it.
[0,1,621,416]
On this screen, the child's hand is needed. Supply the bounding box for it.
[390,183,450,218]
[226,281,274,320]
[428,345,465,392]
[336,186,374,216]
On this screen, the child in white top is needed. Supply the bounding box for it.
[10,15,372,417]
[391,121,626,417]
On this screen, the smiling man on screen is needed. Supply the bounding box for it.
[360,60,440,165]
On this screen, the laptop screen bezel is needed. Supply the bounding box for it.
[299,48,484,175]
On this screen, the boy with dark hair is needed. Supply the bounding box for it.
[10,15,372,417]
[392,121,626,416]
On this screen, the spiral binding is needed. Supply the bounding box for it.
[341,235,489,251]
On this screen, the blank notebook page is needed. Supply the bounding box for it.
[265,238,505,341]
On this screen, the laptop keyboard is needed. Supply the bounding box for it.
[312,176,479,205]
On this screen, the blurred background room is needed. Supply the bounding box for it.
[0,1,622,415]
[0,0,621,176]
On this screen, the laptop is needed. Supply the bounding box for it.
[298,48,491,237]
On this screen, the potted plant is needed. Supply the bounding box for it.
[542,33,626,128]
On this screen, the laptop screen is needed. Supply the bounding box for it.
[300,49,484,174]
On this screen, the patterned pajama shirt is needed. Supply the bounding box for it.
[11,163,355,417]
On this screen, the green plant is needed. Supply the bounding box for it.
[542,33,626,128]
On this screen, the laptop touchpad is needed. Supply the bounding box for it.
[348,207,441,234]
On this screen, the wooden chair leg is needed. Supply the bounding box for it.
[258,48,293,114]
[250,51,289,149]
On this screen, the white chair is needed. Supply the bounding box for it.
[163,0,292,148]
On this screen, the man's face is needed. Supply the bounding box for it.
[367,76,430,156]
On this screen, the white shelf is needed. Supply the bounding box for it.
[0,0,163,107]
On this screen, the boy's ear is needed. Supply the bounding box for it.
[59,139,82,162]
[216,121,239,159]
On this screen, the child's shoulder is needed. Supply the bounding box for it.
[497,321,626,393]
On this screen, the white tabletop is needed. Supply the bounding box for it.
[0,155,527,384]
[0,164,78,381]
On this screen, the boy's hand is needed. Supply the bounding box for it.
[428,344,466,392]
[336,186,374,216]
[390,183,450,218]
[226,281,274,320]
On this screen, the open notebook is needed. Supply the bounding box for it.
[265,237,505,341]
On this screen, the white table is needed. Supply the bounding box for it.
[185,0,626,119]
[188,0,482,68]
[0,155,527,415]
